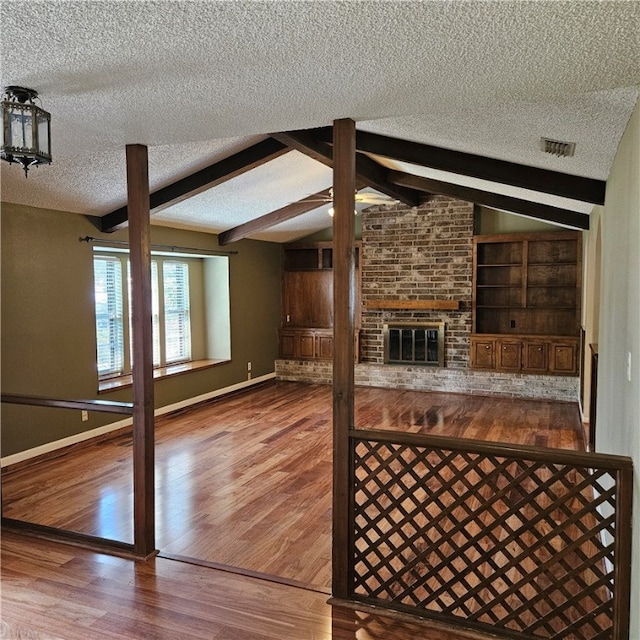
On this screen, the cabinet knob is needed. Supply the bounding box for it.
[503,346,507,350]
[485,345,490,349]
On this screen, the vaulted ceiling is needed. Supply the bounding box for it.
[1,1,638,242]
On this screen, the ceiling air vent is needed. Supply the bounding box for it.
[540,137,576,158]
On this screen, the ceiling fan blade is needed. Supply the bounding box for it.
[355,193,400,204]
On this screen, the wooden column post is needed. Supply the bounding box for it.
[126,144,156,558]
[332,119,356,598]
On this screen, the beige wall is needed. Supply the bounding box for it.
[590,98,640,636]
[1,203,282,457]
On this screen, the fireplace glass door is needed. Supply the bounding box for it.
[384,322,444,367]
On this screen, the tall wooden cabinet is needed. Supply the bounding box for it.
[280,242,360,360]
[471,231,582,375]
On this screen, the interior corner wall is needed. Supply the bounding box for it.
[581,215,602,419]
[594,97,640,637]
[0,203,282,457]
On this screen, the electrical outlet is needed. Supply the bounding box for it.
[81,410,89,422]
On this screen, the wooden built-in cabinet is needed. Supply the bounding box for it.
[280,328,333,360]
[471,231,581,375]
[471,335,579,374]
[280,242,360,361]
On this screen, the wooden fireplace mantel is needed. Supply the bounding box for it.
[364,300,460,311]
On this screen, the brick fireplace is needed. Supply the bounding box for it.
[275,196,579,402]
[360,196,473,368]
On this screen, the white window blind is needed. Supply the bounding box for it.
[127,260,161,368]
[93,253,192,377]
[163,261,191,363]
[151,261,161,366]
[93,256,125,376]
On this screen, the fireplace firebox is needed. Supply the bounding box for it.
[383,322,445,367]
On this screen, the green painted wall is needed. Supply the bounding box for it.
[476,206,563,235]
[301,205,559,243]
[1,203,282,456]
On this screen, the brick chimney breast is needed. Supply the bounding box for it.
[360,197,474,368]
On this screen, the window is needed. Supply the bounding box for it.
[162,261,191,363]
[94,257,125,376]
[93,253,194,378]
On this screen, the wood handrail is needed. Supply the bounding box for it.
[1,394,134,415]
[351,428,633,471]
[349,427,633,640]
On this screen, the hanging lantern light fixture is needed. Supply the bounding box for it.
[1,86,52,177]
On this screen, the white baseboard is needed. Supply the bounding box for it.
[1,372,276,468]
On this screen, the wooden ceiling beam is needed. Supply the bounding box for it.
[271,131,421,207]
[99,138,291,232]
[218,187,332,245]
[312,127,606,205]
[389,170,590,230]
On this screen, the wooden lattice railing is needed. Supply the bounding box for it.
[349,430,632,640]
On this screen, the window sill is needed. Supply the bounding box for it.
[98,359,230,394]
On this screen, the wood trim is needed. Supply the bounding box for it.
[97,358,230,393]
[0,518,148,560]
[613,465,634,639]
[159,552,331,596]
[329,597,500,640]
[126,144,157,557]
[1,394,133,414]
[389,170,590,229]
[313,126,606,205]
[589,344,599,452]
[364,300,460,310]
[351,428,633,469]
[100,138,290,231]
[271,131,421,207]
[218,187,333,245]
[332,118,356,600]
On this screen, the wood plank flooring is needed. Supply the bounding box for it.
[2,531,492,640]
[2,382,583,594]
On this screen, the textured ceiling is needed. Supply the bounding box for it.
[1,1,639,242]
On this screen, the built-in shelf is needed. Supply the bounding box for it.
[364,300,460,311]
[471,231,581,375]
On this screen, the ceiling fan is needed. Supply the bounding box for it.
[300,188,400,215]
[305,188,400,205]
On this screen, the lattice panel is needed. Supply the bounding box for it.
[352,438,620,640]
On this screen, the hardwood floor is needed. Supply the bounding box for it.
[1,381,583,594]
[2,531,490,640]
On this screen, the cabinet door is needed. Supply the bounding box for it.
[523,341,548,372]
[550,342,577,374]
[317,335,333,359]
[471,338,495,369]
[496,340,522,370]
[283,271,333,328]
[280,332,296,358]
[298,334,316,358]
